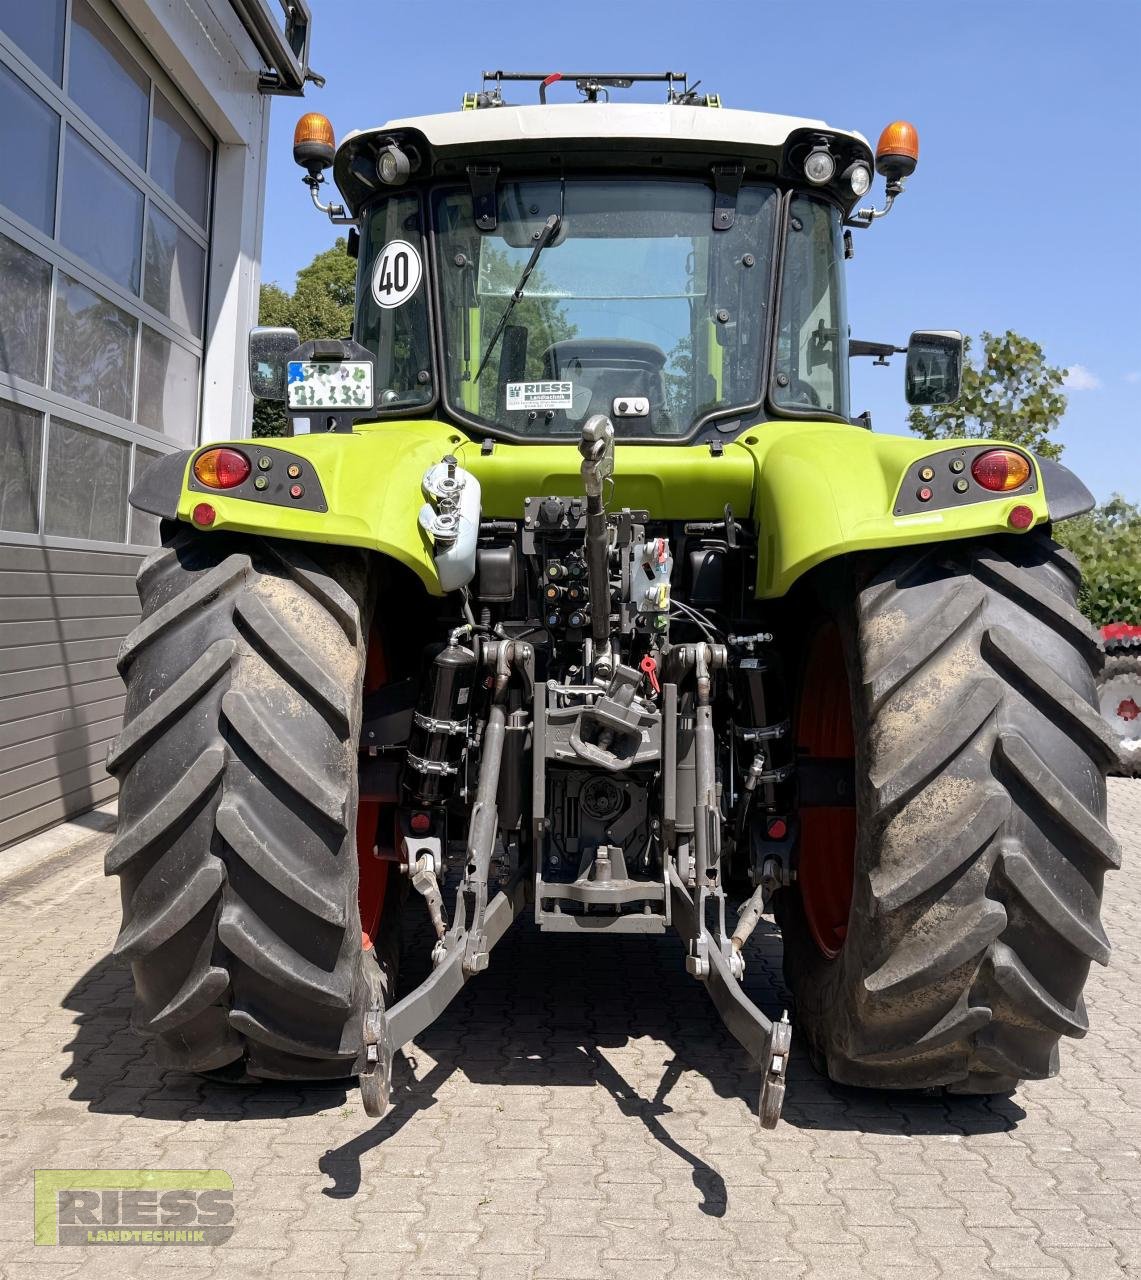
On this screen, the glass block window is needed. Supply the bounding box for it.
[128,444,162,545]
[52,273,138,419]
[68,0,148,166]
[44,416,130,541]
[0,399,42,533]
[61,126,144,291]
[0,233,51,384]
[151,89,209,227]
[0,0,66,83]
[0,63,59,235]
[0,0,213,548]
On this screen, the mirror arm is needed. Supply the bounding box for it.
[304,173,357,227]
[850,339,907,365]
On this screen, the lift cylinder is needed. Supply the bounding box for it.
[403,642,477,806]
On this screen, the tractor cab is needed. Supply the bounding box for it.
[277,71,951,445]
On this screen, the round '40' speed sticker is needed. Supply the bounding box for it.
[371,240,423,309]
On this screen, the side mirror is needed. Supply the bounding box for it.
[248,326,300,401]
[905,330,963,407]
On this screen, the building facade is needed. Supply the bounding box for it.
[0,0,311,847]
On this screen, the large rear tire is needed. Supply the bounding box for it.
[106,529,390,1080]
[778,533,1121,1093]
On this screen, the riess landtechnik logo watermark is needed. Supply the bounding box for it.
[34,1170,234,1245]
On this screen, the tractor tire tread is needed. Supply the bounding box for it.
[107,532,379,1080]
[780,532,1116,1093]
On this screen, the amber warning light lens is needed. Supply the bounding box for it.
[875,120,919,181]
[293,112,335,176]
[971,448,1031,493]
[194,448,251,490]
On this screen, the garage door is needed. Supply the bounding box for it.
[0,0,213,847]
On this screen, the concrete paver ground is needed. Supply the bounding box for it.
[1,781,1139,1278]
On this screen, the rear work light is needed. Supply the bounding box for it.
[971,448,1031,492]
[194,448,251,489]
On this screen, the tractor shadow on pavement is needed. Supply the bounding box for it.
[59,952,351,1120]
[316,895,1025,1207]
[61,892,1024,1210]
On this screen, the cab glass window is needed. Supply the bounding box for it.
[773,196,848,416]
[433,178,776,437]
[356,192,433,409]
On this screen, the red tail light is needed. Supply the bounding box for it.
[194,447,251,489]
[971,449,1031,492]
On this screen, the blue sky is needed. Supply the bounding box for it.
[260,0,1140,503]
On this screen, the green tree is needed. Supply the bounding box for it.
[1055,495,1141,627]
[252,239,356,437]
[907,329,1068,460]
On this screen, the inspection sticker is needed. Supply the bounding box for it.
[505,381,574,411]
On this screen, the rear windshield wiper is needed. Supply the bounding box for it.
[472,213,562,384]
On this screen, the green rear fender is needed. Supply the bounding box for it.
[738,422,1061,598]
[142,419,1086,602]
[166,422,467,593]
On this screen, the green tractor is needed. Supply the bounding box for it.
[108,71,1119,1125]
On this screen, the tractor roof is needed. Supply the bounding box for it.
[342,103,867,155]
[333,103,873,216]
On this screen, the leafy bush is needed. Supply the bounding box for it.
[908,330,1068,460]
[1055,496,1141,627]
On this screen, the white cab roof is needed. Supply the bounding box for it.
[342,103,868,154]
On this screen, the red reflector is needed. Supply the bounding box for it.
[767,818,788,840]
[193,447,250,489]
[1008,504,1034,530]
[191,502,216,527]
[971,448,1031,492]
[410,811,431,835]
